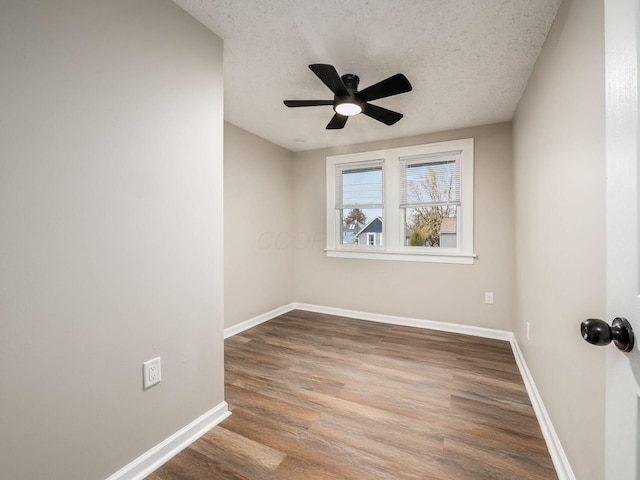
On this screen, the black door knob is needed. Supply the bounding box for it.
[580,317,635,352]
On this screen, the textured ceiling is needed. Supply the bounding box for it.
[173,0,562,152]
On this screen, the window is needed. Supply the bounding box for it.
[326,138,474,264]
[335,160,384,248]
[401,152,460,249]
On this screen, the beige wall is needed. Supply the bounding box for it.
[293,122,514,330]
[224,123,294,328]
[0,2,225,479]
[512,0,606,478]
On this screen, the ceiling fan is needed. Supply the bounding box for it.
[283,64,412,130]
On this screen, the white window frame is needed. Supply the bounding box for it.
[326,138,475,264]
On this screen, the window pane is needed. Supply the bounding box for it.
[340,166,383,207]
[403,159,459,205]
[341,208,383,245]
[404,206,457,248]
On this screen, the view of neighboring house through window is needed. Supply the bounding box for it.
[326,138,474,264]
[401,152,460,248]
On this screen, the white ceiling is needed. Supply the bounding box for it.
[173,0,562,152]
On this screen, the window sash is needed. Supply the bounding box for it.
[335,160,384,209]
[400,151,461,208]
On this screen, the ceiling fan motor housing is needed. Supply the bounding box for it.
[334,74,363,116]
[341,74,359,93]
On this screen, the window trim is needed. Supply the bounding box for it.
[326,138,475,264]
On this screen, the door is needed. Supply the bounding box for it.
[605,0,640,478]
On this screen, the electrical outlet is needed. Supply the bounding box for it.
[484,292,494,304]
[526,322,531,340]
[143,357,161,389]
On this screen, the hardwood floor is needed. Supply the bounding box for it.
[148,310,557,480]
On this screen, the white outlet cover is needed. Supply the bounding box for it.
[143,357,161,389]
[485,292,494,304]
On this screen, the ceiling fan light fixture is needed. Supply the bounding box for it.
[334,99,362,116]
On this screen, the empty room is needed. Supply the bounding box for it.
[2,0,639,479]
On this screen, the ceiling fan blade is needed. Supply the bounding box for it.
[358,73,412,102]
[284,100,334,107]
[326,113,348,129]
[309,64,348,96]
[362,103,403,125]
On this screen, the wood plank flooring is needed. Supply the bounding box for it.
[147,310,557,480]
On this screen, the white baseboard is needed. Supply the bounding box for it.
[293,302,513,341]
[510,337,576,480]
[105,401,231,480]
[224,303,296,339]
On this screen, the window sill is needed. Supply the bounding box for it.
[325,249,476,264]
